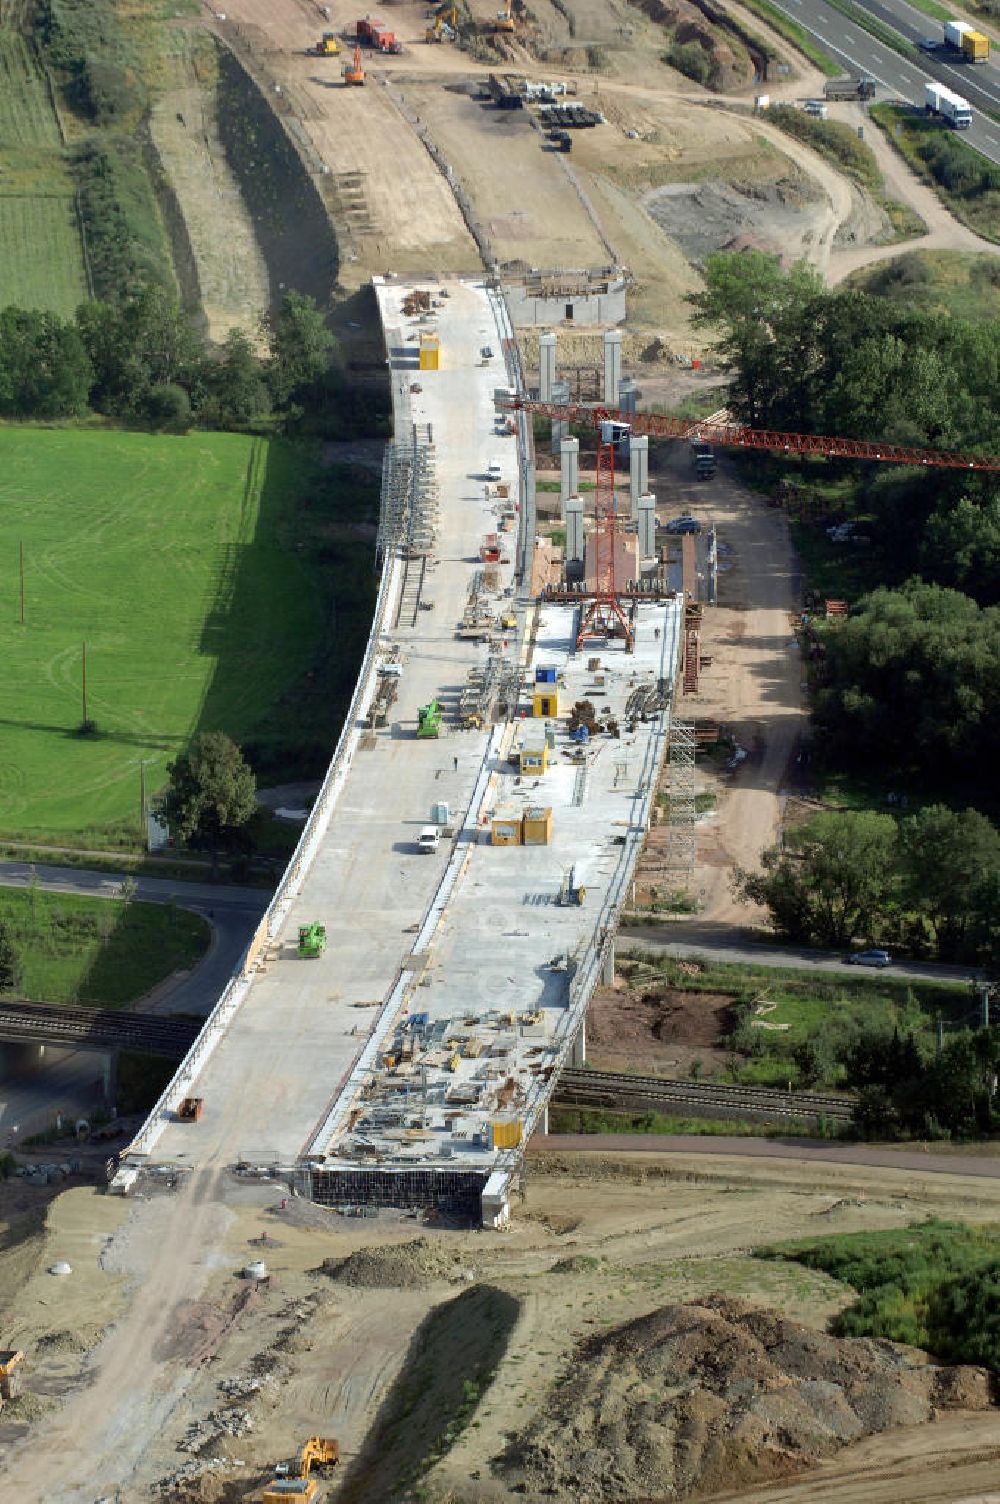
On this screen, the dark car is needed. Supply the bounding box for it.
[665,514,702,534]
[844,948,892,968]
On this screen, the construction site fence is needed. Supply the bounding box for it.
[117,505,407,1176]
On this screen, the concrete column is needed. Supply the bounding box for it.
[638,493,656,558]
[539,332,556,403]
[629,435,648,516]
[570,1016,586,1067]
[559,437,579,511]
[619,377,637,417]
[601,940,615,985]
[551,377,570,454]
[565,496,585,562]
[539,1102,549,1136]
[603,328,623,407]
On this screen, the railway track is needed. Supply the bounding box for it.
[553,1068,855,1124]
[0,1002,201,1058]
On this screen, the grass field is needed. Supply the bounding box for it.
[0,195,89,313]
[0,886,208,1005]
[0,28,88,315]
[0,429,371,846]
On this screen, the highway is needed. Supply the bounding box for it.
[768,0,1000,164]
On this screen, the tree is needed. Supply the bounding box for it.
[207,328,271,427]
[78,287,201,414]
[159,732,257,853]
[0,307,92,417]
[265,290,334,408]
[144,382,191,430]
[899,805,1000,961]
[0,920,20,994]
[732,810,899,947]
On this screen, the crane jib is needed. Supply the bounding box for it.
[494,397,1000,472]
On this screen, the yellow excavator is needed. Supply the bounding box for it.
[495,0,515,31]
[426,4,457,41]
[262,1437,340,1502]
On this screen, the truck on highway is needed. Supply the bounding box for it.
[925,80,973,128]
[823,74,877,101]
[943,19,990,61]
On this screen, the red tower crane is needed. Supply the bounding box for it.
[497,392,1000,656]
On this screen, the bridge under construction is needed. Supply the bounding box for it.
[112,278,684,1226]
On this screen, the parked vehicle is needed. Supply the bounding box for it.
[665,513,702,534]
[417,826,440,854]
[844,948,892,968]
[925,81,972,128]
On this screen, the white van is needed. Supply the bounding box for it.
[417,826,440,854]
[485,459,502,482]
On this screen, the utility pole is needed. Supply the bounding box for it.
[81,641,88,726]
[19,541,24,626]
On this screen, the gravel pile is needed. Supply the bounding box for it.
[501,1294,994,1501]
[320,1237,474,1288]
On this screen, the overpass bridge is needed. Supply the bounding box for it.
[0,1002,200,1057]
[112,278,683,1225]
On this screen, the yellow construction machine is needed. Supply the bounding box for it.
[495,0,515,31]
[310,31,341,55]
[262,1437,340,1502]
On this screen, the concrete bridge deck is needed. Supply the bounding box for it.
[118,279,682,1220]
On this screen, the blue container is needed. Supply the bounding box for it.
[535,666,557,684]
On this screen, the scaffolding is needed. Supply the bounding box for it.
[663,719,696,874]
[376,422,439,563]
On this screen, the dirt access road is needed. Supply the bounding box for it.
[640,442,803,925]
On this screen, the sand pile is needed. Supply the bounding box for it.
[320,1237,475,1288]
[500,1294,994,1501]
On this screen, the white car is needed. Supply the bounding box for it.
[485,460,502,482]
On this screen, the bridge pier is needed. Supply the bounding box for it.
[601,940,615,986]
[570,1016,586,1068]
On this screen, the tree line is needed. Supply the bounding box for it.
[0,286,334,430]
[734,805,1000,967]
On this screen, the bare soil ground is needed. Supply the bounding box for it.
[587,977,736,1076]
[6,1153,1000,1501]
[150,82,270,343]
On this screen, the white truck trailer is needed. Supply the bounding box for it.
[925,80,973,128]
[943,19,989,61]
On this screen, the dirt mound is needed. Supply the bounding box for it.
[645,178,822,266]
[500,1294,993,1501]
[320,1237,475,1288]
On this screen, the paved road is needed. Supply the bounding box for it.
[0,861,268,1017]
[769,0,1000,164]
[529,1132,1000,1177]
[618,925,983,987]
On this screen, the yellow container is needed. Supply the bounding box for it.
[492,1117,522,1150]
[519,744,548,775]
[419,333,440,370]
[522,806,552,845]
[532,689,558,718]
[491,809,522,845]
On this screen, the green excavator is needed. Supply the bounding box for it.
[298,922,327,958]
